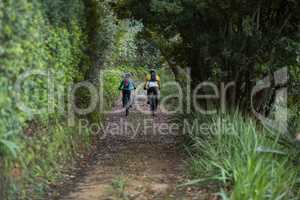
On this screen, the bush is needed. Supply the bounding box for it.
[185,112,300,199]
[0,0,160,198]
[0,0,126,198]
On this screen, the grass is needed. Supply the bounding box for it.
[109,176,130,200]
[111,176,129,199]
[184,112,300,199]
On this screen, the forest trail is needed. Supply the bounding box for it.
[58,90,211,200]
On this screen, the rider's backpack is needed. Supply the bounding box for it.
[123,78,130,89]
[150,71,157,82]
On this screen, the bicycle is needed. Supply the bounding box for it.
[122,90,131,116]
[148,90,158,116]
[119,73,136,117]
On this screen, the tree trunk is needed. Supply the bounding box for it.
[83,0,103,85]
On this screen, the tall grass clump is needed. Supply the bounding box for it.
[185,112,299,199]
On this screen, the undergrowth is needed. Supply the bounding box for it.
[0,0,150,198]
[184,112,300,199]
[0,66,146,199]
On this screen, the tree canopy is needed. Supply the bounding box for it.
[113,0,300,109]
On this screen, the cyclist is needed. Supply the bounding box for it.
[119,73,136,114]
[144,69,160,107]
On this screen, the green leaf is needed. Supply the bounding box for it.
[0,139,20,158]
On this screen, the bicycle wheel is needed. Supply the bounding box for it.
[125,106,129,116]
[123,92,131,116]
[149,93,157,116]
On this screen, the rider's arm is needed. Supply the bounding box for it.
[132,81,137,90]
[118,80,124,90]
[144,75,150,90]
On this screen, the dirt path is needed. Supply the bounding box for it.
[59,91,209,200]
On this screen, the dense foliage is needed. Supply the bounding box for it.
[113,0,300,199]
[0,0,156,199]
[0,0,91,198]
[185,113,300,199]
[113,0,300,110]
[1,0,300,199]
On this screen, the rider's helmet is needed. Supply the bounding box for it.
[149,69,156,73]
[124,72,130,79]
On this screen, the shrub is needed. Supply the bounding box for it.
[185,112,300,199]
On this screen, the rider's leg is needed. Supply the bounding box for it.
[122,90,126,107]
[147,88,150,104]
[124,90,131,108]
[154,87,159,107]
[127,91,131,107]
[149,87,159,107]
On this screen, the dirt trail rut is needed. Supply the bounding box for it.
[59,92,209,200]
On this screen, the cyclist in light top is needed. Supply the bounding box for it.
[144,69,160,104]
